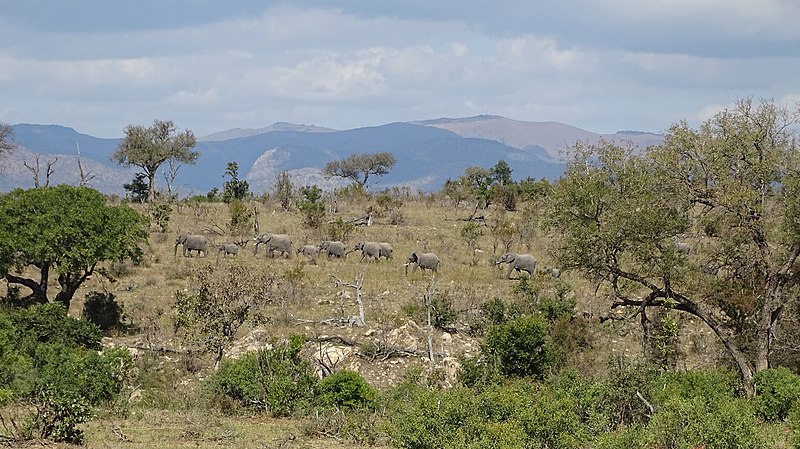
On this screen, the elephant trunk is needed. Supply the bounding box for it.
[404,263,409,276]
[174,243,179,256]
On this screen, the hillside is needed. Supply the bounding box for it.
[3,116,662,195]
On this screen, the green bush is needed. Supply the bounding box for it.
[753,367,800,422]
[11,303,102,353]
[316,370,377,409]
[645,396,765,449]
[789,400,800,448]
[0,306,131,445]
[82,291,125,333]
[208,336,317,417]
[483,315,555,378]
[29,387,93,444]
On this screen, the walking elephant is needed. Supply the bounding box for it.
[217,243,239,257]
[253,233,293,258]
[297,244,321,259]
[379,242,394,260]
[350,241,382,262]
[320,240,347,259]
[496,252,537,279]
[405,252,439,275]
[175,233,209,257]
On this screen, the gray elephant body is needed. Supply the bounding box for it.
[405,252,439,275]
[320,240,347,259]
[297,244,320,259]
[496,252,537,279]
[254,233,293,258]
[352,241,382,262]
[379,242,393,260]
[175,233,209,257]
[218,243,239,257]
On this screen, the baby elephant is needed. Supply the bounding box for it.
[496,252,537,279]
[297,244,321,259]
[405,252,440,275]
[217,243,239,257]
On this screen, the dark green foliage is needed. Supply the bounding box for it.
[222,162,250,202]
[30,387,93,444]
[274,170,294,211]
[483,315,555,378]
[13,303,102,352]
[147,203,171,233]
[0,305,131,444]
[316,370,377,409]
[123,172,149,202]
[298,185,326,228]
[208,336,317,417]
[227,199,252,235]
[752,367,800,422]
[82,291,125,333]
[0,186,148,308]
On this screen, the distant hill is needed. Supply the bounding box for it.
[3,116,662,195]
[415,115,663,160]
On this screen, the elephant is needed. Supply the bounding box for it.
[379,242,394,260]
[320,240,347,259]
[496,252,537,279]
[297,244,321,259]
[253,233,293,258]
[217,243,239,257]
[350,241,383,262]
[405,252,440,275]
[174,233,209,257]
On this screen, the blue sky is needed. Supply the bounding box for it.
[1,0,798,138]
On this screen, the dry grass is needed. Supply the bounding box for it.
[3,194,728,447]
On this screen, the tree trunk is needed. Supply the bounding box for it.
[6,264,49,304]
[755,277,785,371]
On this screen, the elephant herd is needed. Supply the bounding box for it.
[174,232,556,279]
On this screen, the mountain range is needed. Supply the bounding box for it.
[0,116,663,195]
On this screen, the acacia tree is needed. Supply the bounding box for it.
[546,99,800,396]
[0,186,148,309]
[323,151,396,190]
[112,120,198,201]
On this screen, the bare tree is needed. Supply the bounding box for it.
[0,123,14,156]
[24,154,58,188]
[162,157,182,196]
[76,143,96,187]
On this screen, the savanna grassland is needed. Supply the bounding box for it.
[19,191,740,449]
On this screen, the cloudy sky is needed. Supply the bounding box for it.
[1,0,799,138]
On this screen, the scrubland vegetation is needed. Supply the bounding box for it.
[2,99,800,448]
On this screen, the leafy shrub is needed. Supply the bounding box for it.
[208,336,317,417]
[753,367,800,422]
[29,387,93,444]
[645,395,765,449]
[316,370,377,409]
[482,315,555,378]
[82,291,125,333]
[0,306,131,445]
[788,400,800,448]
[11,303,102,353]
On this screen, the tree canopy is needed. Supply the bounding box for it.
[0,186,149,309]
[112,120,198,201]
[546,98,800,396]
[323,151,396,190]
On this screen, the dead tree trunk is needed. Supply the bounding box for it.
[331,272,366,326]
